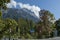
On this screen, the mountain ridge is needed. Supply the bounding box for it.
[2,8,40,22]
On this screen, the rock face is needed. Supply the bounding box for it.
[2,8,40,22]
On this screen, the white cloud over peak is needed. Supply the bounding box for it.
[6,0,41,18]
[7,0,16,8]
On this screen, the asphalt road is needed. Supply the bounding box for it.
[1,37,60,40]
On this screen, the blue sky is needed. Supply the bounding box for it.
[12,0,60,20]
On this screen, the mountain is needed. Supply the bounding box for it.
[2,8,40,22]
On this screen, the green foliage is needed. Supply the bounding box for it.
[0,11,2,19]
[17,18,36,39]
[36,10,55,38]
[1,18,18,39]
[0,20,5,31]
[0,0,10,10]
[0,19,5,39]
[0,11,2,17]
[5,18,18,33]
[0,9,56,39]
[55,19,60,36]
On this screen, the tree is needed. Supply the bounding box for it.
[28,20,36,38]
[4,18,18,40]
[18,18,28,38]
[0,0,10,19]
[0,11,2,19]
[0,19,5,39]
[18,18,36,39]
[0,0,10,10]
[37,10,55,38]
[55,18,60,36]
[0,0,10,39]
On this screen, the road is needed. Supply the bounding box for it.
[1,37,60,40]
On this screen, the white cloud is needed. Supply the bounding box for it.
[7,0,16,8]
[6,0,41,18]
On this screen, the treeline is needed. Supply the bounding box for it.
[0,9,60,39]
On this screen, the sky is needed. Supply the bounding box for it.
[7,0,60,20]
